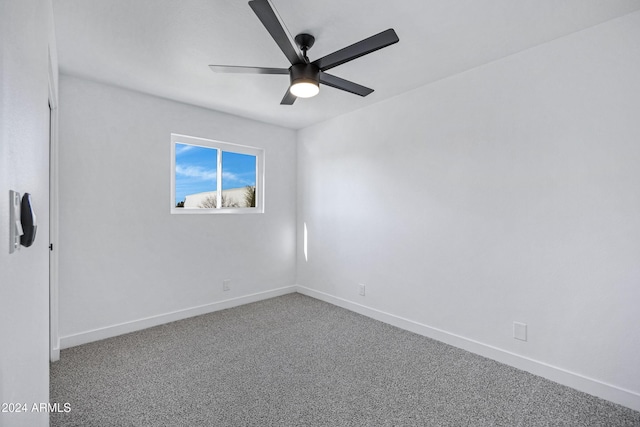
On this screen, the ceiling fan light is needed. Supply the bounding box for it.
[290,81,319,98]
[289,63,320,99]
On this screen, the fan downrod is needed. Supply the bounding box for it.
[295,33,315,61]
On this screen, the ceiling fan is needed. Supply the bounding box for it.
[209,0,399,105]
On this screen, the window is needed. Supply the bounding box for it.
[171,134,264,214]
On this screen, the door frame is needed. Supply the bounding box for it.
[48,48,60,362]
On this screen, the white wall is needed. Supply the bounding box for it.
[57,76,297,345]
[297,11,640,410]
[0,0,57,426]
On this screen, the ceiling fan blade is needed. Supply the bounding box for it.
[319,72,374,97]
[280,88,297,105]
[209,65,289,75]
[312,29,399,71]
[248,0,304,65]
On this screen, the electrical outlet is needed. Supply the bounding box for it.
[223,279,231,292]
[358,283,366,296]
[513,322,527,341]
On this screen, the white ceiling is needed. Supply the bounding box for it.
[53,0,640,129]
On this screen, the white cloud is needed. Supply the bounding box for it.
[175,165,253,187]
[222,171,239,182]
[175,165,217,181]
[222,171,254,186]
[175,144,195,155]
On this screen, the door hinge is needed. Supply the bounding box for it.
[49,243,53,251]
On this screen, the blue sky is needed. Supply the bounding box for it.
[175,143,256,205]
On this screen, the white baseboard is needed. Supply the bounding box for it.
[50,345,60,362]
[56,283,639,412]
[59,286,297,350]
[295,285,640,412]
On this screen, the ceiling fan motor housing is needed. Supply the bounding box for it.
[290,63,320,87]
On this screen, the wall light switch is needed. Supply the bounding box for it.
[9,190,22,254]
[513,322,527,341]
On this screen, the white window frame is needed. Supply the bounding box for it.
[171,133,264,214]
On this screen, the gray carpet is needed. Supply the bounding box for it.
[51,293,640,426]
